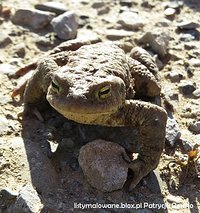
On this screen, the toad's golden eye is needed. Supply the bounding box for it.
[51,80,60,93]
[97,85,111,100]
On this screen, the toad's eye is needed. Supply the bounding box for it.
[51,80,60,93]
[97,85,111,100]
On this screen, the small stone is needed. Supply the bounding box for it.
[105,29,134,40]
[12,9,55,30]
[179,81,196,95]
[188,121,200,133]
[167,71,183,82]
[138,32,170,57]
[193,89,200,98]
[97,6,110,15]
[0,64,16,76]
[189,58,200,67]
[180,139,193,152]
[7,184,43,212]
[118,11,145,30]
[0,32,12,47]
[91,0,105,8]
[78,139,129,192]
[177,21,200,30]
[119,0,133,7]
[167,195,184,204]
[13,43,26,58]
[164,8,176,17]
[35,2,67,15]
[179,33,195,42]
[51,11,78,40]
[35,36,52,47]
[165,114,181,146]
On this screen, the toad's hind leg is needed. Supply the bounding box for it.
[128,47,161,97]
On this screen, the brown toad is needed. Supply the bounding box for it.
[13,39,167,190]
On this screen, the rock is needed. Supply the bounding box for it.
[179,33,195,42]
[180,139,193,152]
[91,0,105,8]
[119,0,133,7]
[61,138,75,149]
[167,71,183,82]
[189,58,200,67]
[193,89,200,98]
[0,188,18,208]
[12,9,55,30]
[164,8,176,17]
[177,21,200,30]
[179,81,196,95]
[97,6,110,15]
[0,32,12,47]
[35,2,67,15]
[78,139,129,192]
[105,29,134,40]
[117,11,145,30]
[167,195,184,204]
[0,115,9,135]
[188,121,200,133]
[0,64,16,76]
[51,11,78,40]
[138,32,170,57]
[13,43,26,58]
[7,184,43,213]
[165,114,181,146]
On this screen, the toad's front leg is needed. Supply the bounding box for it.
[123,100,167,190]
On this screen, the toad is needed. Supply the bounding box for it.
[13,39,167,190]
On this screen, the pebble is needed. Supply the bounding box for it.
[189,58,200,67]
[177,21,200,30]
[0,116,9,135]
[0,32,12,47]
[167,71,183,82]
[165,114,181,146]
[51,11,78,40]
[7,184,43,212]
[35,2,67,15]
[97,6,110,15]
[12,9,55,30]
[179,81,196,95]
[117,11,145,30]
[78,139,129,192]
[119,0,133,7]
[188,121,200,133]
[179,33,195,42]
[193,89,200,98]
[91,0,105,8]
[138,32,169,57]
[0,63,16,76]
[105,29,134,40]
[13,43,26,58]
[180,139,193,152]
[164,8,176,17]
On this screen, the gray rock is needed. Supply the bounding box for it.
[180,139,193,152]
[138,32,170,57]
[119,0,133,7]
[35,2,67,15]
[0,64,16,76]
[97,6,110,15]
[189,58,200,67]
[51,11,78,40]
[105,29,134,40]
[13,43,26,58]
[118,11,145,30]
[180,33,195,42]
[165,114,181,146]
[91,0,105,8]
[7,184,43,213]
[78,139,129,192]
[193,89,200,98]
[188,121,200,133]
[164,8,176,17]
[11,9,55,30]
[0,32,12,48]
[0,115,9,135]
[167,71,183,82]
[179,81,196,95]
[177,21,200,30]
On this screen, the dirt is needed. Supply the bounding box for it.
[0,0,200,213]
